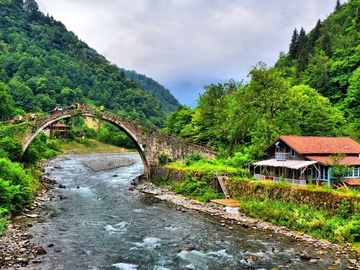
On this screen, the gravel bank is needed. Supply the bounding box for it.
[83,155,135,171]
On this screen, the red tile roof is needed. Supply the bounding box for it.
[279,136,360,155]
[53,124,70,127]
[306,155,360,166]
[344,179,360,186]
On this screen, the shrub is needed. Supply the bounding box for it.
[0,137,22,162]
[336,198,351,219]
[158,152,171,166]
[172,175,223,202]
[185,153,203,166]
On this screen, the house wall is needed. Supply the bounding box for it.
[271,141,304,160]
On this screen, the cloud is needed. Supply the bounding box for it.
[36,0,340,106]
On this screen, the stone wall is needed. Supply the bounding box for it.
[149,167,360,215]
[150,166,187,182]
[228,180,360,214]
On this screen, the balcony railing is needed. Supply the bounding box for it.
[275,152,290,161]
[254,174,306,186]
[273,176,306,186]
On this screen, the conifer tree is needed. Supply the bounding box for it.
[295,28,310,76]
[335,0,341,12]
[308,19,322,48]
[289,28,299,59]
[296,28,308,57]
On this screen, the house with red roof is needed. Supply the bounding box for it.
[51,123,71,138]
[253,136,360,187]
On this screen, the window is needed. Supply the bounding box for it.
[291,148,295,157]
[275,145,280,152]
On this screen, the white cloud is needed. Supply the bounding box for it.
[36,0,341,106]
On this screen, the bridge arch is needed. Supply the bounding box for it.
[23,109,216,178]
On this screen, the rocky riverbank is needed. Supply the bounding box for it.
[0,188,56,270]
[2,153,360,269]
[135,181,360,269]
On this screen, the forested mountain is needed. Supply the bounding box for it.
[164,0,360,159]
[0,0,180,127]
[120,69,180,113]
[275,0,360,137]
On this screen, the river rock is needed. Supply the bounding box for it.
[33,245,47,255]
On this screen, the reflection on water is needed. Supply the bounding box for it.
[26,153,355,269]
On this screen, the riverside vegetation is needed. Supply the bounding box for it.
[154,153,360,251]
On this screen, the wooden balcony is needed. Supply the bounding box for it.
[275,152,290,161]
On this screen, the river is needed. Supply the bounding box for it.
[24,153,355,269]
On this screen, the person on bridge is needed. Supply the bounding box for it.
[81,103,85,109]
[54,107,59,115]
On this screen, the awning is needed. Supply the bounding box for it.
[253,159,318,170]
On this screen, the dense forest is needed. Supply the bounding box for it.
[0,0,180,128]
[164,0,360,161]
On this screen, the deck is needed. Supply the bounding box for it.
[210,199,241,207]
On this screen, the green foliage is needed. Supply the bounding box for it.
[238,196,360,243]
[336,198,351,219]
[172,175,223,202]
[97,123,135,149]
[0,136,22,162]
[158,152,171,166]
[22,132,59,164]
[185,153,203,166]
[163,105,195,138]
[120,69,180,113]
[0,158,33,212]
[0,82,15,120]
[327,154,350,181]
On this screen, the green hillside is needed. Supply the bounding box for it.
[120,69,180,113]
[0,0,180,127]
[275,0,360,138]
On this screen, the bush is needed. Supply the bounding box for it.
[0,137,22,162]
[158,152,171,166]
[336,198,351,219]
[172,175,223,202]
[0,158,33,211]
[47,139,61,151]
[185,153,203,166]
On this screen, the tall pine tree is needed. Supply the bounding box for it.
[289,28,299,59]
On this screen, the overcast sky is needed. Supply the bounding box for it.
[36,0,342,107]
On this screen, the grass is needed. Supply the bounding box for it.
[60,139,135,155]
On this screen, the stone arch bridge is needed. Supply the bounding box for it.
[22,108,216,178]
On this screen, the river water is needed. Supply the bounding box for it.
[25,153,355,270]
